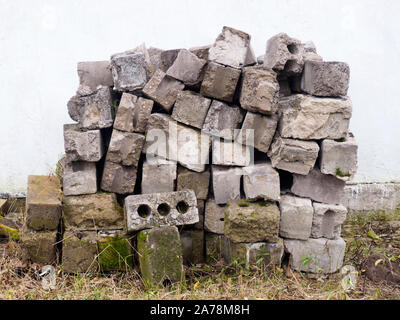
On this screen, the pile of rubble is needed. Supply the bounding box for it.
[16,26,357,285]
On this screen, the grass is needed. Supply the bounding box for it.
[1,209,400,300]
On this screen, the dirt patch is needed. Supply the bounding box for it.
[364,253,400,285]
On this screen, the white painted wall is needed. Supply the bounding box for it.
[1,0,400,193]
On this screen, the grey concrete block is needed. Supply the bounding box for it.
[100,161,138,195]
[189,44,212,61]
[76,61,114,96]
[311,203,347,239]
[63,161,97,196]
[212,138,251,167]
[268,136,319,175]
[141,159,177,194]
[125,190,198,232]
[212,166,242,205]
[239,66,280,115]
[205,232,230,264]
[204,199,226,234]
[177,166,210,200]
[301,61,350,97]
[279,195,313,240]
[180,229,205,265]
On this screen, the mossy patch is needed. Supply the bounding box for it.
[0,224,20,241]
[335,168,350,177]
[98,236,133,271]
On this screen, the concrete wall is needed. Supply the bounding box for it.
[1,0,400,193]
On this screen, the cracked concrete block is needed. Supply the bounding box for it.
[171,91,212,129]
[110,51,150,91]
[125,190,198,232]
[62,230,98,273]
[144,113,211,172]
[268,136,319,175]
[137,226,184,285]
[224,200,280,243]
[106,129,144,167]
[242,163,280,201]
[26,175,61,231]
[279,195,313,240]
[212,166,242,205]
[21,227,58,265]
[143,69,184,111]
[291,169,346,205]
[113,93,153,133]
[320,135,358,181]
[180,229,205,265]
[205,233,230,263]
[62,192,124,231]
[279,94,352,140]
[177,166,210,200]
[284,237,346,273]
[100,161,138,195]
[228,239,284,268]
[76,61,114,96]
[204,199,226,234]
[301,61,350,97]
[67,86,113,129]
[166,49,206,86]
[189,44,212,61]
[236,112,278,153]
[63,161,97,196]
[264,33,305,75]
[203,100,244,140]
[239,66,280,115]
[141,159,177,194]
[64,124,104,162]
[209,26,252,69]
[212,138,251,167]
[200,62,241,103]
[311,203,347,239]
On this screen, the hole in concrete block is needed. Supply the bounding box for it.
[219,218,224,222]
[137,204,151,218]
[176,201,189,214]
[287,44,298,54]
[157,203,171,216]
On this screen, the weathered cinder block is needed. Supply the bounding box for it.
[200,62,241,103]
[63,124,104,162]
[177,166,210,200]
[76,61,114,96]
[160,49,182,72]
[203,101,244,140]
[302,41,323,62]
[224,200,280,243]
[137,226,184,285]
[21,227,58,265]
[171,91,211,129]
[106,129,145,167]
[62,193,124,231]
[67,86,113,129]
[279,94,352,140]
[113,93,153,133]
[279,195,313,240]
[212,166,242,205]
[209,26,252,69]
[141,159,177,194]
[212,139,251,167]
[144,114,211,172]
[125,190,198,232]
[180,229,205,265]
[205,232,230,263]
[242,163,280,201]
[101,161,138,195]
[320,135,358,181]
[166,49,206,86]
[228,238,284,268]
[311,203,347,239]
[268,136,319,175]
[239,66,280,115]
[291,169,346,205]
[301,61,350,97]
[204,199,225,234]
[63,161,97,196]
[110,51,151,91]
[26,175,61,231]
[143,69,184,111]
[236,112,278,153]
[97,230,133,271]
[189,44,212,61]
[62,230,98,273]
[264,33,305,75]
[284,237,346,273]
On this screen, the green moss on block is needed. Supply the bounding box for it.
[98,236,133,272]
